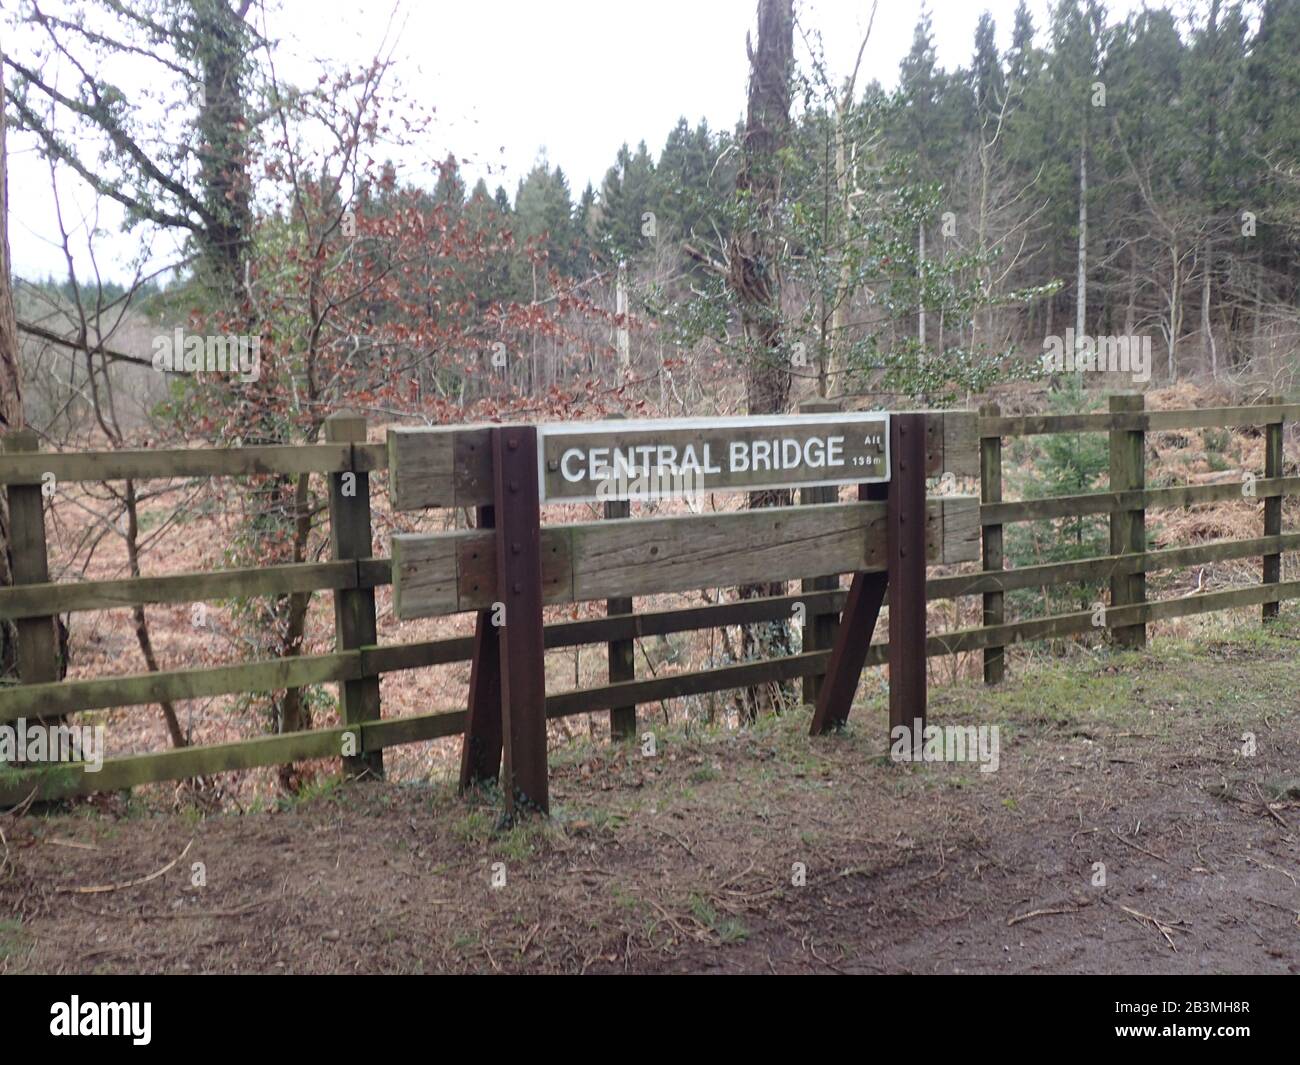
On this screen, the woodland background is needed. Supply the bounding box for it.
[0,0,1296,790]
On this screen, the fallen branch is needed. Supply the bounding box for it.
[59,839,193,895]
[1007,906,1078,927]
[1119,904,1185,951]
[1109,827,1170,864]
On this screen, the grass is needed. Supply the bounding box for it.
[0,918,30,967]
[688,894,749,943]
[548,609,1300,834]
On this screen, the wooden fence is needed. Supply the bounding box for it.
[0,394,1295,804]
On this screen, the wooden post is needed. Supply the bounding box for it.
[4,430,60,690]
[459,505,504,789]
[1109,393,1147,647]
[1263,395,1283,621]
[807,561,887,735]
[810,412,929,743]
[604,414,636,740]
[979,403,1005,684]
[492,426,548,817]
[887,413,928,746]
[799,399,841,705]
[325,414,383,778]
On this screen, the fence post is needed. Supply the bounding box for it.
[1109,393,1147,647]
[325,413,383,779]
[979,403,1004,684]
[887,413,928,746]
[460,504,504,789]
[1263,394,1283,622]
[491,425,548,818]
[799,398,841,705]
[604,414,636,741]
[4,430,60,689]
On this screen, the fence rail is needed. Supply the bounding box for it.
[1,394,1296,804]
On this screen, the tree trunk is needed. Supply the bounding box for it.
[123,481,186,748]
[728,0,795,720]
[917,222,927,351]
[1075,140,1087,348]
[827,107,853,395]
[1201,238,1217,377]
[0,43,26,677]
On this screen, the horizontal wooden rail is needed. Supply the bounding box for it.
[0,560,392,620]
[925,532,1300,600]
[0,589,850,719]
[0,442,387,485]
[0,727,355,803]
[0,652,361,722]
[0,654,834,803]
[982,476,1300,526]
[23,524,1289,625]
[927,578,1300,655]
[392,497,978,618]
[545,651,827,718]
[10,576,1296,804]
[980,403,1300,438]
[8,526,1296,719]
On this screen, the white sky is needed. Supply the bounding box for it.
[6,0,1150,282]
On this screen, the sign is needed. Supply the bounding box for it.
[536,412,890,502]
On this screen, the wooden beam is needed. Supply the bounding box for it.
[980,403,1300,438]
[459,506,504,791]
[3,431,61,698]
[887,413,928,742]
[798,399,842,706]
[0,652,360,722]
[1263,396,1284,621]
[492,427,549,817]
[326,414,383,779]
[387,425,493,511]
[0,560,371,620]
[392,496,977,619]
[389,411,978,510]
[1109,394,1147,648]
[0,443,358,484]
[8,576,1300,805]
[808,567,886,734]
[981,476,1300,525]
[980,402,1004,684]
[604,417,636,739]
[927,532,1300,600]
[0,727,353,804]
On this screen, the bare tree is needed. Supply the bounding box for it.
[729,0,795,719]
[0,41,27,677]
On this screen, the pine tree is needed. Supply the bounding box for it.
[597,141,656,261]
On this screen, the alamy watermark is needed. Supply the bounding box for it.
[0,718,104,772]
[152,328,260,382]
[50,997,151,1045]
[1041,328,1151,384]
[591,464,707,505]
[890,719,1000,773]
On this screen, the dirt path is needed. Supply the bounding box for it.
[3,620,1299,974]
